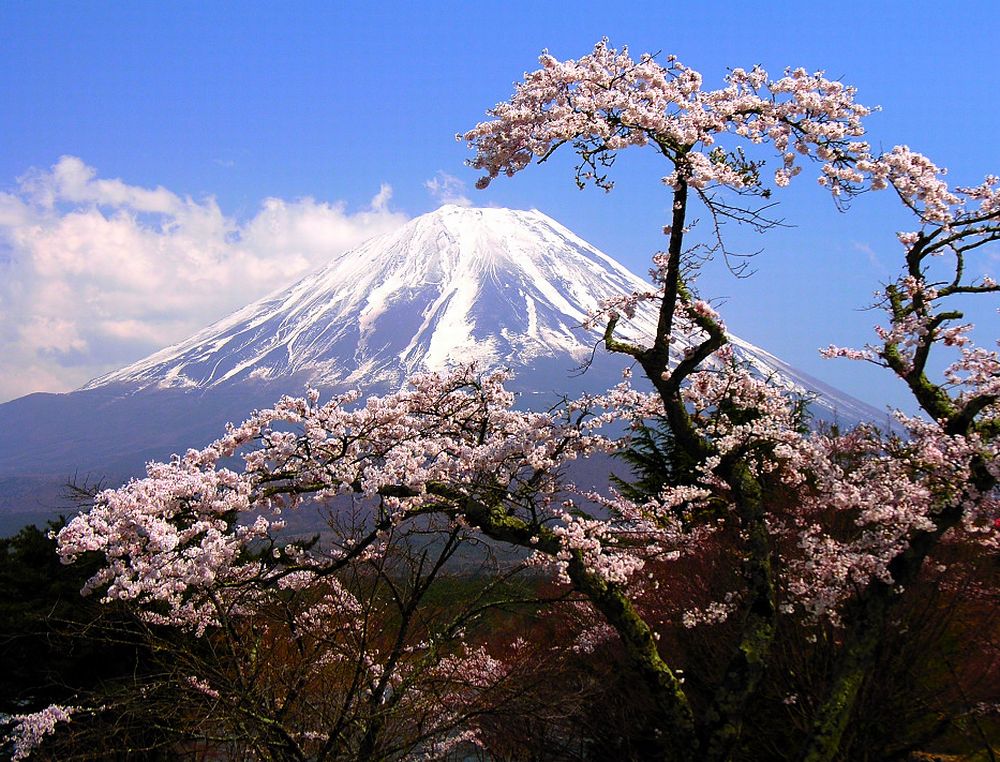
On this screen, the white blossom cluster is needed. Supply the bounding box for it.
[5,705,77,761]
[462,40,871,197]
[56,367,611,633]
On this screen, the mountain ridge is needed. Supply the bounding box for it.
[79,204,877,425]
[83,205,659,392]
[0,205,883,530]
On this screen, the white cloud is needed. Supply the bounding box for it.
[19,156,184,214]
[0,156,409,402]
[424,171,471,207]
[370,182,393,212]
[851,241,889,278]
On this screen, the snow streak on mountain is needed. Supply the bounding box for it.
[84,205,877,423]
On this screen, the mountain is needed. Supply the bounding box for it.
[0,205,882,531]
[84,205,659,392]
[82,205,873,416]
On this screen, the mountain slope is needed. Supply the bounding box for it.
[82,205,876,423]
[0,205,883,529]
[85,205,658,391]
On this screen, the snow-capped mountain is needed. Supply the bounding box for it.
[0,205,882,530]
[82,204,875,423]
[85,205,656,391]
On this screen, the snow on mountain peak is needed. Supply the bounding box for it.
[84,205,656,391]
[82,204,880,425]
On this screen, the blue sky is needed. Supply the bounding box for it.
[1,1,998,410]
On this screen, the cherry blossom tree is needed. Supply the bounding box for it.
[461,39,998,760]
[15,41,997,761]
[22,373,615,761]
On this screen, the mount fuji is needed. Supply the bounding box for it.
[0,205,880,529]
[80,204,874,415]
[84,204,657,393]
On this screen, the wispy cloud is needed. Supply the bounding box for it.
[0,156,408,402]
[424,171,471,207]
[851,240,889,279]
[370,182,393,212]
